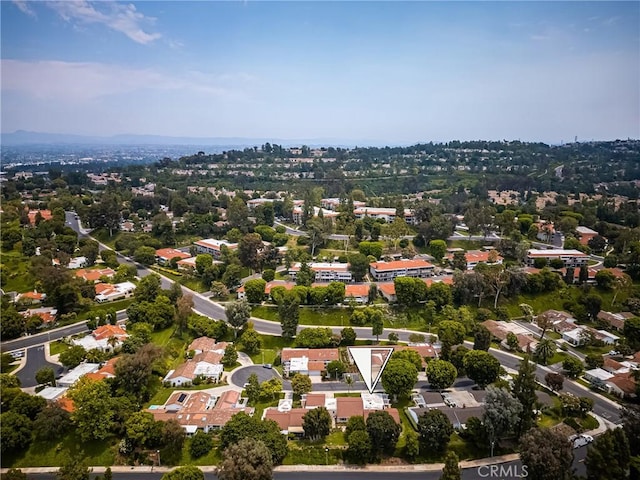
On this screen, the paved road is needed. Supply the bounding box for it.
[15,345,64,388]
[230,365,283,387]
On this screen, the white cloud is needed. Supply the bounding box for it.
[12,0,36,17]
[45,1,161,45]
[1,59,252,102]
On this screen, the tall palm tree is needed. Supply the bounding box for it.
[345,375,354,393]
[534,339,556,365]
[107,336,118,352]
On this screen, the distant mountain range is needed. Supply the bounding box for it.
[1,130,392,147]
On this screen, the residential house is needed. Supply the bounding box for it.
[597,311,635,332]
[576,226,599,246]
[377,283,397,303]
[353,207,416,225]
[321,197,366,211]
[194,239,238,259]
[291,206,339,225]
[75,268,116,283]
[164,349,226,386]
[187,337,228,355]
[369,259,434,281]
[264,408,309,435]
[445,250,504,270]
[526,249,589,268]
[147,390,254,434]
[584,368,614,389]
[53,256,88,269]
[27,209,52,225]
[57,363,101,387]
[72,325,128,352]
[155,248,190,266]
[21,306,57,325]
[335,394,400,424]
[281,348,340,377]
[344,284,370,304]
[607,373,637,399]
[482,320,539,353]
[95,281,136,303]
[289,262,352,283]
[16,290,46,305]
[84,358,119,382]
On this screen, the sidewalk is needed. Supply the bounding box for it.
[0,453,521,475]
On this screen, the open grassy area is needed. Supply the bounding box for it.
[78,298,135,322]
[150,266,208,293]
[252,305,353,327]
[283,442,342,465]
[175,437,222,466]
[0,250,35,292]
[49,340,70,356]
[245,334,293,365]
[2,433,116,468]
[90,228,120,249]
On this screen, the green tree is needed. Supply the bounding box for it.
[195,254,213,276]
[340,327,357,346]
[511,356,538,437]
[366,410,401,459]
[216,438,273,480]
[162,466,205,480]
[190,431,214,459]
[33,402,72,441]
[302,406,332,441]
[440,451,461,480]
[67,377,116,441]
[245,373,261,404]
[59,345,86,369]
[0,411,32,453]
[347,430,371,465]
[222,344,238,367]
[585,428,630,480]
[1,469,27,480]
[278,291,300,339]
[125,411,160,448]
[114,344,163,401]
[519,427,573,480]
[326,360,346,379]
[562,356,584,378]
[429,239,447,262]
[291,374,312,396]
[404,429,420,460]
[534,338,556,365]
[585,353,604,369]
[506,331,520,351]
[371,312,383,342]
[135,274,161,302]
[544,372,564,392]
[174,293,193,336]
[426,359,457,391]
[55,454,91,480]
[623,317,640,350]
[437,320,466,360]
[220,412,288,464]
[482,386,523,447]
[240,327,262,355]
[35,366,56,387]
[464,350,501,388]
[134,245,156,265]
[418,409,453,452]
[381,358,418,401]
[244,279,267,304]
[473,324,491,351]
[391,349,423,371]
[225,299,252,338]
[348,253,369,282]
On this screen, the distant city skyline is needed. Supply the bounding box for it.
[1,1,638,144]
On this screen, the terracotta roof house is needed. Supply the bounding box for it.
[16,290,46,304]
[264,408,309,435]
[27,209,52,225]
[597,311,635,331]
[302,393,329,409]
[21,307,57,325]
[281,348,339,377]
[85,358,119,381]
[607,373,637,399]
[187,336,227,354]
[576,226,599,246]
[336,397,364,422]
[344,284,370,304]
[95,281,136,303]
[369,259,435,281]
[155,248,190,266]
[163,349,224,386]
[147,390,253,434]
[377,283,397,303]
[75,268,116,283]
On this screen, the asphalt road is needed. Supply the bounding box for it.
[10,448,588,480]
[230,365,283,387]
[14,345,64,388]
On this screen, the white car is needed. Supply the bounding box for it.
[569,434,594,449]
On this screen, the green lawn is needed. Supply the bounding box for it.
[150,266,208,293]
[150,326,179,346]
[49,340,70,356]
[90,228,120,249]
[0,250,35,292]
[283,442,342,465]
[147,383,216,407]
[78,298,135,321]
[2,433,115,468]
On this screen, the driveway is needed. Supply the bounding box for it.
[230,365,284,388]
[15,345,64,388]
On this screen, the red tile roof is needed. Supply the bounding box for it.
[281,348,340,362]
[345,284,370,297]
[336,397,364,419]
[370,259,434,271]
[156,248,190,260]
[76,268,116,282]
[93,324,128,341]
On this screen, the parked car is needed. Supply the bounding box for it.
[263,363,273,369]
[608,350,620,356]
[569,434,594,449]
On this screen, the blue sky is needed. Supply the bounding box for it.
[1,1,638,144]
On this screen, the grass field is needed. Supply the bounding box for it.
[0,250,35,292]
[49,340,70,356]
[2,433,115,468]
[150,266,208,293]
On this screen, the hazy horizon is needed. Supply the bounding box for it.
[2,1,638,144]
